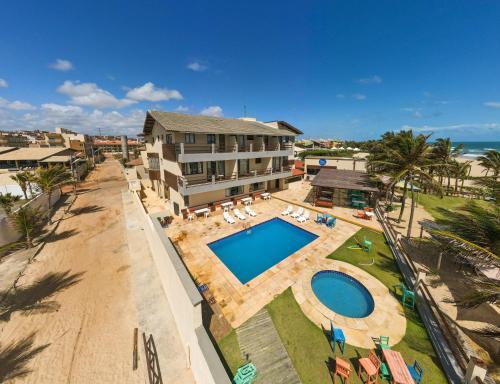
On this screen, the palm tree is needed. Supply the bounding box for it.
[9,206,42,248]
[34,165,73,223]
[478,149,500,176]
[431,138,463,195]
[9,172,29,200]
[368,130,442,237]
[0,193,21,215]
[448,160,472,194]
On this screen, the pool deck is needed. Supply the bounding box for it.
[166,197,361,328]
[293,259,406,348]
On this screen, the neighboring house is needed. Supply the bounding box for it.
[141,111,301,216]
[304,155,367,176]
[0,132,29,147]
[93,139,142,154]
[55,127,93,156]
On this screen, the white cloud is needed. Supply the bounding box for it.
[0,97,36,111]
[336,94,345,99]
[357,75,382,85]
[49,59,74,71]
[402,123,500,133]
[0,78,8,88]
[484,101,500,109]
[352,93,366,101]
[126,82,182,101]
[57,80,136,109]
[176,105,189,112]
[187,62,208,72]
[0,103,145,135]
[200,105,223,117]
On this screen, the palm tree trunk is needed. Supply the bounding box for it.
[397,178,409,223]
[446,174,451,195]
[407,179,416,238]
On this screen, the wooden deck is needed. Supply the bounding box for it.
[236,308,301,384]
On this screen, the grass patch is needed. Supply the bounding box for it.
[217,330,244,377]
[264,228,447,384]
[418,193,492,220]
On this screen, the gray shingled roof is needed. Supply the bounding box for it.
[143,111,299,136]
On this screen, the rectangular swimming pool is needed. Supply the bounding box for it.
[207,217,318,284]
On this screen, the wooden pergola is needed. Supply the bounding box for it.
[310,168,379,208]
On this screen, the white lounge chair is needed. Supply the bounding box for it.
[281,205,293,216]
[245,206,257,217]
[223,211,236,224]
[297,210,310,223]
[290,207,304,218]
[233,209,246,220]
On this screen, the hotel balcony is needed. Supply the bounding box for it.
[163,142,293,163]
[177,166,292,195]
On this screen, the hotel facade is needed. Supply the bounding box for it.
[141,111,301,216]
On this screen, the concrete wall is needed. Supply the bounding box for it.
[304,156,367,172]
[131,191,230,384]
[0,189,61,246]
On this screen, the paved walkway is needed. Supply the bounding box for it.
[236,309,301,384]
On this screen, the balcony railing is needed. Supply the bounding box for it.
[162,142,293,160]
[178,166,292,189]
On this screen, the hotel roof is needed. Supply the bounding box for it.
[311,168,378,192]
[143,111,301,136]
[0,147,73,161]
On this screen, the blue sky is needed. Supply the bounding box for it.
[1,0,500,141]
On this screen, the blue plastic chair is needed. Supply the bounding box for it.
[407,360,423,384]
[232,363,257,384]
[330,320,346,354]
[326,217,336,228]
[316,213,325,224]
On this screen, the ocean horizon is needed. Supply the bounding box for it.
[448,141,500,158]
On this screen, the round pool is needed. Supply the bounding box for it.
[311,270,375,318]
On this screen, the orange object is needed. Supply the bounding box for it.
[364,207,374,212]
[334,357,352,383]
[356,210,367,219]
[382,349,414,384]
[358,350,380,384]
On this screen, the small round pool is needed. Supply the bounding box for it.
[311,270,375,318]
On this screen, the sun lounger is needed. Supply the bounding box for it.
[234,209,246,220]
[297,210,310,223]
[281,205,293,215]
[223,211,236,224]
[290,207,304,218]
[245,206,257,217]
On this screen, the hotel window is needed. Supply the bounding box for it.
[185,133,195,144]
[207,134,216,144]
[225,186,243,197]
[183,162,204,175]
[250,182,264,192]
[255,158,262,164]
[165,134,173,144]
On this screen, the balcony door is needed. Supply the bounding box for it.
[238,159,249,176]
[272,157,281,171]
[208,161,217,178]
[218,134,225,151]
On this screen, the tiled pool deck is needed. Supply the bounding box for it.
[293,259,406,348]
[166,198,361,328]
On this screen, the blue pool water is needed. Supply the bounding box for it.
[311,271,374,318]
[208,218,318,284]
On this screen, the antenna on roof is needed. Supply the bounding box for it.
[243,105,247,117]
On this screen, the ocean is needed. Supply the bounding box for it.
[452,141,500,158]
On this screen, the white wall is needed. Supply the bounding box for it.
[131,191,230,384]
[0,189,61,246]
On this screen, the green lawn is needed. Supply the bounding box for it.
[418,193,493,221]
[216,228,447,383]
[217,330,244,377]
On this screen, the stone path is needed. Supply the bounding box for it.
[236,308,301,384]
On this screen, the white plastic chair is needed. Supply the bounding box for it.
[297,210,310,223]
[234,209,246,220]
[281,205,293,215]
[245,206,257,217]
[291,207,304,218]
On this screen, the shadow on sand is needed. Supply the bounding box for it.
[0,270,85,321]
[70,205,105,216]
[0,332,50,382]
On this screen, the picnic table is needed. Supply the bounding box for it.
[261,192,271,200]
[194,207,210,218]
[241,197,253,206]
[382,350,414,384]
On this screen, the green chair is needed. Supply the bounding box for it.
[402,289,416,309]
[362,237,372,253]
[380,362,391,380]
[378,336,390,350]
[393,281,407,295]
[232,363,257,384]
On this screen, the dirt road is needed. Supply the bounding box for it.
[1,159,146,383]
